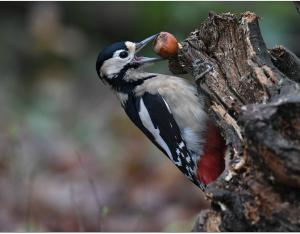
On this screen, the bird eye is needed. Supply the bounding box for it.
[119,51,129,58]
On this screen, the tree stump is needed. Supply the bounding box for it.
[169,11,300,231]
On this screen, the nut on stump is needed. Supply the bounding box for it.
[154,32,179,58]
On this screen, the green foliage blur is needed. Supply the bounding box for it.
[0,2,298,232]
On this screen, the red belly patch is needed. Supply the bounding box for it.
[197,121,226,185]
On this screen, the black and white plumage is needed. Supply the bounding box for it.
[124,91,203,188]
[96,35,226,190]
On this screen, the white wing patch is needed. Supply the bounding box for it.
[139,98,172,159]
[162,98,172,113]
[136,95,205,189]
[179,141,185,149]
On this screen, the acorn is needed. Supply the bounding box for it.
[154,32,179,58]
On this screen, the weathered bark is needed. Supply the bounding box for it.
[169,11,300,231]
[269,46,300,83]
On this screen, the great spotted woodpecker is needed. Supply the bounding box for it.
[96,34,226,190]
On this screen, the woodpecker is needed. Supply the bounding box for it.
[96,34,226,190]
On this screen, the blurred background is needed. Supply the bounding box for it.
[0,1,299,231]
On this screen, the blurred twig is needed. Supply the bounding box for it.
[69,183,85,231]
[294,1,300,14]
[76,152,104,231]
[133,209,146,231]
[25,169,37,232]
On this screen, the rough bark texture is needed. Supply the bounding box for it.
[269,46,300,83]
[169,11,300,231]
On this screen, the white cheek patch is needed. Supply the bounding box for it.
[100,49,134,79]
[100,58,123,79]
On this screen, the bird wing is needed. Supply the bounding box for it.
[123,91,205,190]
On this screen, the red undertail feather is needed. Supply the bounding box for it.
[197,121,226,185]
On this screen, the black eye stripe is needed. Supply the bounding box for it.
[119,51,129,58]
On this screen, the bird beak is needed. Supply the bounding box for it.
[135,34,158,53]
[133,34,163,65]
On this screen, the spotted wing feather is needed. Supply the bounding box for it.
[123,92,205,190]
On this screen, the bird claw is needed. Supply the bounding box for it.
[192,59,213,82]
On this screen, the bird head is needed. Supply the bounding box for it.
[96,34,161,88]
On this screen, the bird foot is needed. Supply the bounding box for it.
[192,59,213,82]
